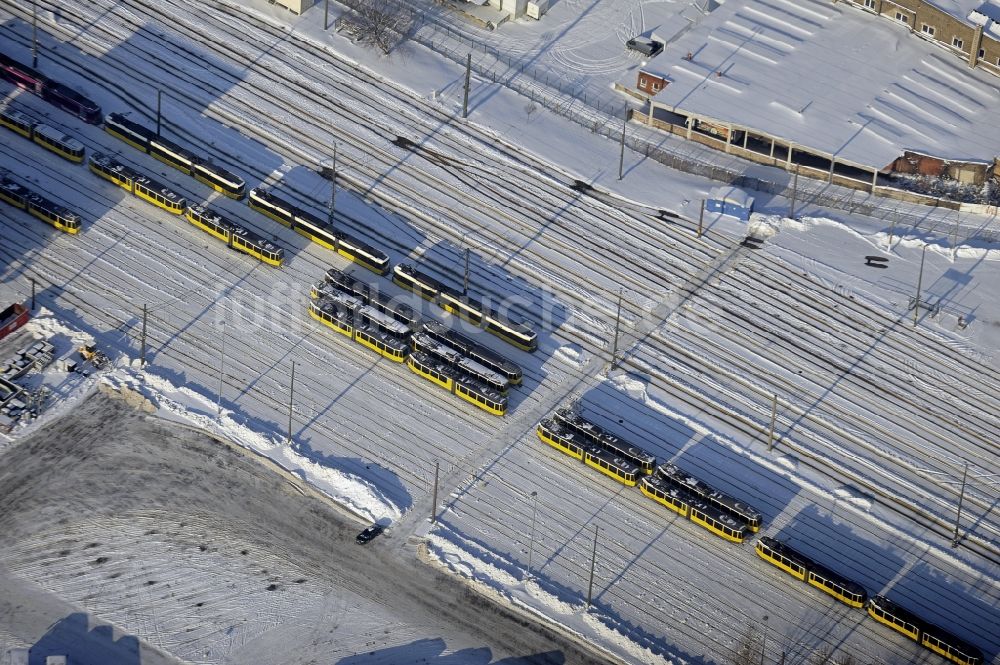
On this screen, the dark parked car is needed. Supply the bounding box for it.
[356,524,385,545]
[626,38,664,57]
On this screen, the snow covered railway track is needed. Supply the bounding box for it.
[0,193,506,497]
[663,303,996,490]
[732,259,1000,423]
[1,2,722,342]
[616,347,1000,561]
[636,323,998,536]
[441,444,985,664]
[672,278,997,457]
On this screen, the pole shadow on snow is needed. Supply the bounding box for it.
[28,612,141,665]
[336,637,564,664]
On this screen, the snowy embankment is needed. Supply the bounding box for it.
[3,310,399,524]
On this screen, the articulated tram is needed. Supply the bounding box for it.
[88,152,186,214]
[309,293,409,362]
[421,320,522,385]
[392,263,538,352]
[553,408,656,475]
[658,463,762,532]
[248,188,390,275]
[0,52,101,123]
[1,176,81,234]
[104,112,246,199]
[754,537,866,608]
[185,205,284,267]
[323,267,419,327]
[411,331,509,395]
[639,473,748,543]
[1,107,85,163]
[406,350,506,416]
[536,419,639,486]
[867,595,983,665]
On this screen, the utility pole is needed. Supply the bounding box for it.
[767,394,777,451]
[216,323,226,415]
[914,245,927,326]
[952,459,969,547]
[431,461,440,523]
[287,361,296,444]
[462,53,472,119]
[463,248,470,295]
[789,165,799,219]
[585,525,599,608]
[140,304,148,368]
[30,278,36,310]
[328,145,337,225]
[618,109,626,180]
[156,90,162,138]
[32,0,38,69]
[698,199,705,238]
[324,0,330,30]
[887,211,897,252]
[527,491,539,579]
[610,289,623,369]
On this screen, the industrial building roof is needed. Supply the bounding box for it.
[642,0,1000,170]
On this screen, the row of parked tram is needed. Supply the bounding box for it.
[308,271,521,416]
[534,407,983,665]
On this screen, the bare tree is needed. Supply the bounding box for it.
[337,0,414,55]
[809,645,833,665]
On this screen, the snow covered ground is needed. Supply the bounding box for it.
[1,0,998,663]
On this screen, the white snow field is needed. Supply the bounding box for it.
[1,0,998,664]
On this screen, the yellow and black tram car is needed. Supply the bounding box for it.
[422,320,522,385]
[1,107,85,163]
[249,187,296,226]
[393,263,539,353]
[411,331,509,395]
[88,153,187,214]
[657,463,762,532]
[553,408,656,475]
[537,418,586,460]
[325,267,420,327]
[309,295,409,363]
[293,209,390,276]
[407,350,506,416]
[103,112,157,152]
[392,263,446,301]
[185,205,284,267]
[867,595,983,665]
[535,419,638,486]
[104,113,246,199]
[26,193,81,234]
[584,446,639,487]
[640,474,748,543]
[754,537,865,608]
[0,176,31,209]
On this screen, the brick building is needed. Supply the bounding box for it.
[839,0,1000,77]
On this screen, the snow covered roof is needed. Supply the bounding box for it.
[708,186,753,207]
[644,0,1000,169]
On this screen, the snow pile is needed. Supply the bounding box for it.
[426,531,679,665]
[103,368,401,523]
[553,343,591,367]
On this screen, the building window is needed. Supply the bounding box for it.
[640,76,647,86]
[952,37,964,49]
[863,0,876,8]
[921,24,935,36]
[979,48,986,58]
[895,11,908,24]
[652,82,661,91]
